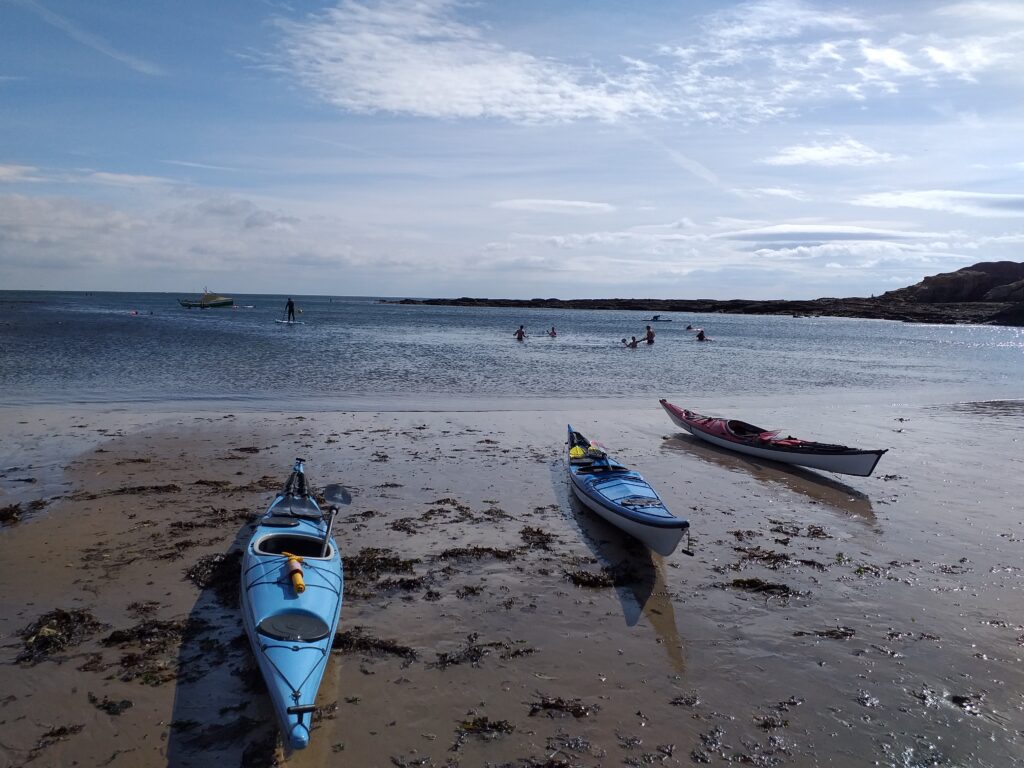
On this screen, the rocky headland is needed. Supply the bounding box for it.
[390,260,1024,326]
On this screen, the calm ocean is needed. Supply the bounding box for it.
[1,290,1021,408]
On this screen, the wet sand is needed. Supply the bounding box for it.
[0,399,1022,767]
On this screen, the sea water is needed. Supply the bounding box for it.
[0,290,1021,407]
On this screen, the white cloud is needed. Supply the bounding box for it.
[735,187,809,201]
[719,223,935,243]
[270,0,1024,127]
[937,2,1024,22]
[853,190,1024,218]
[859,43,923,76]
[274,0,665,123]
[761,137,898,166]
[702,0,868,43]
[86,171,177,187]
[491,199,615,214]
[0,164,39,182]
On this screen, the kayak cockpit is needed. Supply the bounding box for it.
[254,533,334,560]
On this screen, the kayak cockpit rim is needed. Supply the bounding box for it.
[254,533,335,560]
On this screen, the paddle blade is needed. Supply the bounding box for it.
[322,484,352,507]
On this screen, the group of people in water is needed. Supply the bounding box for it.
[513,322,709,344]
[513,324,558,340]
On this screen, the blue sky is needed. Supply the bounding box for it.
[1,0,1023,299]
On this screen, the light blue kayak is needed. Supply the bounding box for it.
[567,425,690,556]
[240,459,344,750]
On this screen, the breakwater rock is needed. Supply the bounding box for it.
[387,296,1020,326]
[387,261,1024,326]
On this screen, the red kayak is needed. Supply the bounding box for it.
[660,399,886,477]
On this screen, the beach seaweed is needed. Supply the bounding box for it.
[184,550,243,607]
[529,694,599,718]
[332,626,418,664]
[18,608,106,664]
[1,502,22,525]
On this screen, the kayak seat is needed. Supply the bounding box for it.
[273,494,322,519]
[257,611,330,643]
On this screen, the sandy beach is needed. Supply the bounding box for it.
[1,398,1021,767]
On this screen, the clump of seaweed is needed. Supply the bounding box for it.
[185,551,243,607]
[344,548,421,580]
[431,633,503,669]
[28,724,85,761]
[332,626,418,664]
[460,715,515,737]
[1,502,22,525]
[734,546,792,570]
[103,617,210,685]
[437,546,520,561]
[728,578,798,597]
[449,714,516,754]
[88,692,133,715]
[671,692,701,708]
[564,568,614,588]
[521,526,557,550]
[529,694,599,718]
[793,626,855,640]
[18,608,106,664]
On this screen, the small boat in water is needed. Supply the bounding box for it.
[566,426,690,556]
[178,289,233,308]
[659,399,887,477]
[240,459,346,749]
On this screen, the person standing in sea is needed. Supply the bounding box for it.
[514,325,527,341]
[644,325,655,345]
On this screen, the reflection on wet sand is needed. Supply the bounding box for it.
[562,485,685,673]
[661,434,875,519]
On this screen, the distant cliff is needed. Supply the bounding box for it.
[387,261,1024,326]
[881,261,1024,303]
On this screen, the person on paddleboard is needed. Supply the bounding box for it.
[514,325,527,341]
[285,297,296,322]
[696,328,707,341]
[644,325,655,345]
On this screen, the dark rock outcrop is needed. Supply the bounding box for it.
[387,261,1024,326]
[881,261,1024,303]
[984,278,1024,302]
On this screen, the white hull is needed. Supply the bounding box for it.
[570,482,685,556]
[680,424,881,476]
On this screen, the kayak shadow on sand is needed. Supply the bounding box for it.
[165,519,280,768]
[550,462,685,673]
[660,433,875,520]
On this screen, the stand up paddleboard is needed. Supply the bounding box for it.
[275,319,306,325]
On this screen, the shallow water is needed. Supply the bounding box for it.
[1,290,1021,405]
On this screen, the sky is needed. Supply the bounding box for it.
[1,0,1023,300]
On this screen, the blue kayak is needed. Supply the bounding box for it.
[567,425,689,556]
[240,459,344,750]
